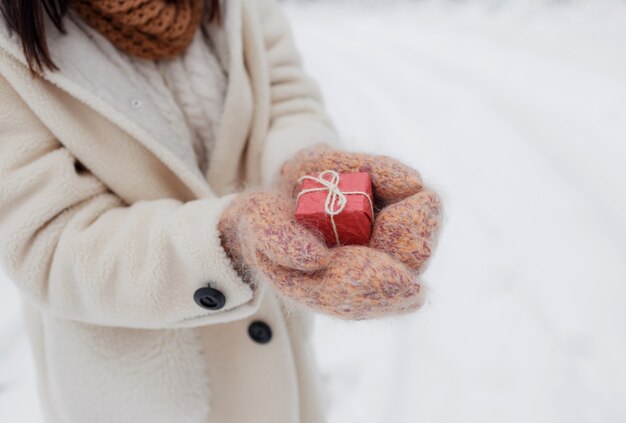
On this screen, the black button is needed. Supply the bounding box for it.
[248,321,272,344]
[193,287,225,310]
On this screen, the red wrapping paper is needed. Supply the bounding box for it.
[295,172,374,247]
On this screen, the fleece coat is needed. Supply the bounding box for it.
[0,0,341,421]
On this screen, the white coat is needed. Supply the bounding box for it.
[0,0,341,421]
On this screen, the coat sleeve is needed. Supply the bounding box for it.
[256,0,344,188]
[0,74,261,329]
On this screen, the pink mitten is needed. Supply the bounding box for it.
[279,143,443,274]
[218,192,426,320]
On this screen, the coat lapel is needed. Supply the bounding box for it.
[0,0,251,200]
[205,0,254,196]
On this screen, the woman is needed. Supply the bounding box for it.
[0,0,442,422]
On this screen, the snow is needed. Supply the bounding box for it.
[2,1,626,421]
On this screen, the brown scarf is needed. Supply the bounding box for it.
[70,0,204,60]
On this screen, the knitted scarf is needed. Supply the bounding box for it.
[69,0,204,60]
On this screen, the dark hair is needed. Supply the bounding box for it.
[0,0,221,77]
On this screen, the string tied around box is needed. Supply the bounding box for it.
[297,170,374,246]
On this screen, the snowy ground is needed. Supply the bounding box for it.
[2,1,626,422]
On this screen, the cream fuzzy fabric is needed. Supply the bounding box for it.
[0,0,340,421]
[68,10,230,176]
[68,3,228,174]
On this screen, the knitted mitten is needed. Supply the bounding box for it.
[218,145,442,320]
[218,192,426,319]
[279,143,443,273]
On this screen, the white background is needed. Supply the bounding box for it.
[2,1,626,421]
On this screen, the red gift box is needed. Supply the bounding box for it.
[295,170,374,247]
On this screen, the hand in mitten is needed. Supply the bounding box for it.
[279,143,443,274]
[218,192,427,320]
